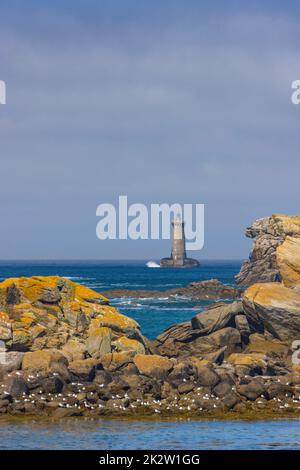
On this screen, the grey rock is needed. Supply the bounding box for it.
[69,359,96,382]
[6,284,20,305]
[191,301,244,335]
[6,377,29,397]
[0,399,10,409]
[0,352,24,375]
[235,314,251,338]
[205,327,241,349]
[196,366,220,388]
[222,392,240,409]
[39,288,61,303]
[234,365,252,377]
[266,382,291,399]
[177,382,195,394]
[52,408,83,418]
[203,347,227,364]
[86,328,111,357]
[168,363,193,383]
[238,378,265,401]
[42,377,64,394]
[155,302,245,359]
[93,370,113,387]
[213,381,232,398]
[189,328,241,361]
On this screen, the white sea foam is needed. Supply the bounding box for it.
[146,261,160,268]
[64,276,96,281]
[118,300,143,307]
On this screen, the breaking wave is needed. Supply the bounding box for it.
[146,260,160,268]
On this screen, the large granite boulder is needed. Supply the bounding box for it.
[22,349,69,371]
[243,282,300,341]
[277,236,300,289]
[155,302,250,359]
[61,339,87,361]
[68,358,98,381]
[237,378,265,401]
[133,354,174,379]
[245,333,288,358]
[228,352,267,368]
[191,301,244,334]
[86,327,112,357]
[236,214,300,286]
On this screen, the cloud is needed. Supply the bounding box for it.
[0,3,299,259]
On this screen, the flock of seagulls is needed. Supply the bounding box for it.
[1,370,300,416]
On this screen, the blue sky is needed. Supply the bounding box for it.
[0,1,300,260]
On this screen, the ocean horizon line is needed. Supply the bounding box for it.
[0,258,245,264]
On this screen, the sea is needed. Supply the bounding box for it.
[0,259,299,450]
[0,259,240,339]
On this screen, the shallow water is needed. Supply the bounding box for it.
[0,418,300,450]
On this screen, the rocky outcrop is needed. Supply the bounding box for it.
[155,302,251,360]
[191,301,244,334]
[102,279,240,301]
[155,212,300,365]
[239,215,300,342]
[277,236,300,288]
[155,285,293,378]
[243,282,300,341]
[235,214,300,286]
[0,276,148,355]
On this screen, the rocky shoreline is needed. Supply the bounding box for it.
[1,214,300,420]
[2,346,300,420]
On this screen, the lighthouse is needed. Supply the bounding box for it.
[160,217,199,268]
[171,218,186,264]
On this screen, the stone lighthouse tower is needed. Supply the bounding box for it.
[160,216,199,268]
[171,218,186,265]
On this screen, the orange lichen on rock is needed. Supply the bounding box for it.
[228,352,267,367]
[243,282,300,341]
[0,276,146,359]
[133,354,174,378]
[75,283,108,304]
[272,214,300,237]
[114,336,145,355]
[22,348,68,370]
[277,236,300,288]
[95,309,140,334]
[244,282,300,311]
